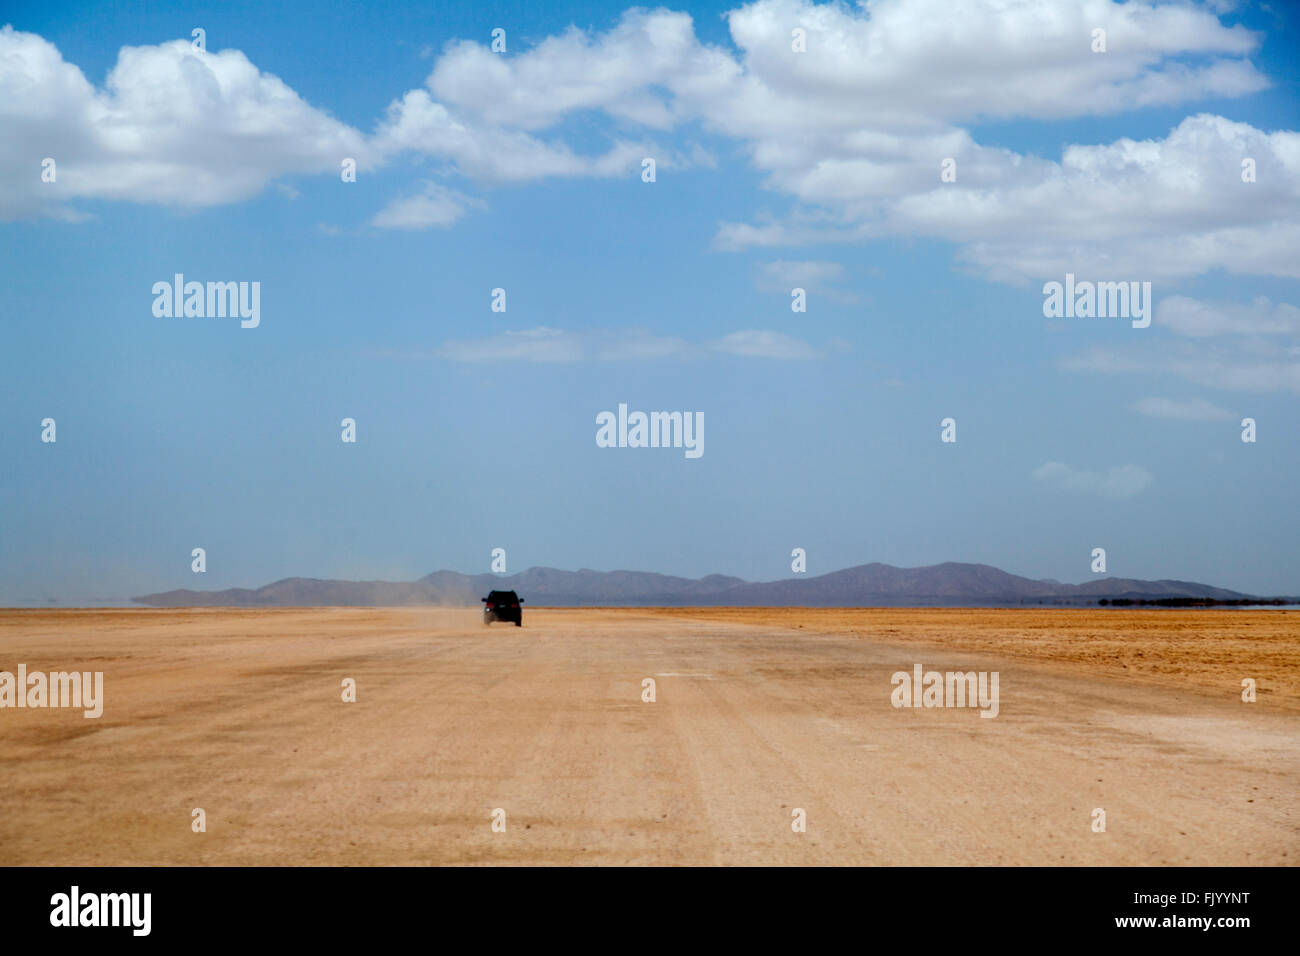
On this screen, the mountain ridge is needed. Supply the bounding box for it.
[132,561,1264,607]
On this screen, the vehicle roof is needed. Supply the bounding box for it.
[486,589,518,598]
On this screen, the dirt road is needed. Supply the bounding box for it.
[0,607,1295,865]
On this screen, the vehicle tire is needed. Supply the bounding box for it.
[515,620,522,627]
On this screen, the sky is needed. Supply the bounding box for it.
[1,0,1297,604]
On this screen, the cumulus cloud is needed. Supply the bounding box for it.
[718,0,1263,128]
[1031,462,1154,499]
[423,11,734,131]
[0,26,368,220]
[415,0,1263,138]
[383,0,1289,283]
[370,182,483,229]
[369,90,662,181]
[935,117,1300,283]
[6,0,1296,290]
[716,113,1300,283]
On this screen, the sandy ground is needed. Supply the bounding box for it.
[647,607,1300,710]
[0,606,1295,866]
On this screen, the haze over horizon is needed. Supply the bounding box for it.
[17,557,1298,609]
[2,0,1298,604]
[126,558,1296,611]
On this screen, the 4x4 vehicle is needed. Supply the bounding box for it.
[482,590,524,626]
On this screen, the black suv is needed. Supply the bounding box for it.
[482,590,524,626]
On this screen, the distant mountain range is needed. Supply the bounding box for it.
[131,562,1272,607]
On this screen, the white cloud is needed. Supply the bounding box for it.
[432,327,819,362]
[6,0,1295,288]
[754,259,861,303]
[718,0,1263,129]
[371,182,482,229]
[1032,462,1154,499]
[419,1,1262,137]
[370,90,661,182]
[1157,295,1300,337]
[932,116,1300,283]
[755,258,834,284]
[1065,294,1300,394]
[1133,397,1233,422]
[716,113,1300,283]
[1065,341,1300,393]
[424,11,734,131]
[384,0,1288,283]
[437,328,583,363]
[435,328,690,362]
[710,330,821,359]
[0,27,368,220]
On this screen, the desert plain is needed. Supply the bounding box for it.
[0,606,1296,865]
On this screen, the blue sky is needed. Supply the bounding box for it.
[1,0,1297,603]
